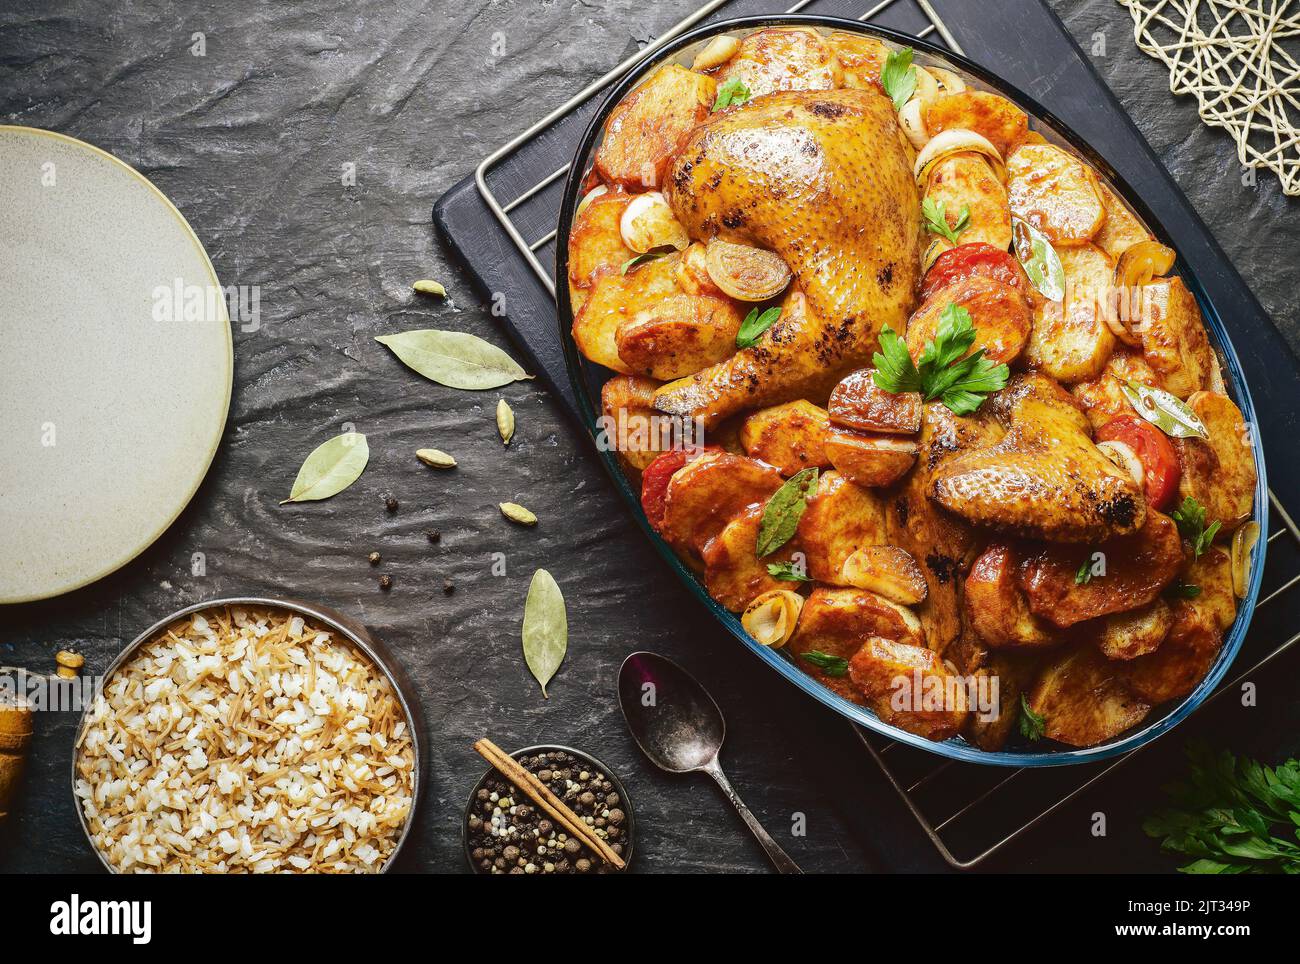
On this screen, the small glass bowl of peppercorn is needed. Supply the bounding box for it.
[463,744,634,874]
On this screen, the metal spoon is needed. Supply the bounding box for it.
[617,651,803,874]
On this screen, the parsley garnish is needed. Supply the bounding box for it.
[766,561,811,582]
[801,650,849,677]
[1170,496,1221,559]
[735,306,781,349]
[712,78,750,111]
[1018,694,1046,742]
[1075,558,1093,585]
[871,304,1010,415]
[922,197,970,245]
[1144,742,1300,874]
[1168,581,1202,599]
[881,46,917,111]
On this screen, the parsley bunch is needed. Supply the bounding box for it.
[1170,496,1221,559]
[1144,742,1300,874]
[872,304,1010,415]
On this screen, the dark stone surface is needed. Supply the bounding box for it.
[1,0,1296,874]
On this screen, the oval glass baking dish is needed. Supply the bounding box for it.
[554,15,1268,766]
[70,597,424,871]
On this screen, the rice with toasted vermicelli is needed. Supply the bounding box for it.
[74,606,414,873]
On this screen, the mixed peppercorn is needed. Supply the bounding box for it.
[466,750,629,874]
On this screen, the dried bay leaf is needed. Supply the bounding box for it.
[281,433,369,504]
[756,467,818,557]
[522,569,567,697]
[375,329,532,390]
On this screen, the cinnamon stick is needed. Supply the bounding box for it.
[473,739,626,870]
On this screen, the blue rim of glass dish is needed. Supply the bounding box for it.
[554,14,1269,767]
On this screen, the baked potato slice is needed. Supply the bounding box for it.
[1174,392,1256,530]
[965,542,1059,648]
[595,64,715,190]
[739,399,832,476]
[823,428,918,488]
[826,31,889,91]
[1018,510,1184,627]
[964,650,1043,752]
[924,154,1013,251]
[840,545,928,605]
[702,503,797,612]
[795,470,888,583]
[1137,276,1211,398]
[1121,599,1222,704]
[828,368,921,434]
[1095,599,1173,660]
[572,254,681,373]
[714,27,841,98]
[849,637,969,742]
[923,90,1030,156]
[1093,180,1153,261]
[615,293,744,380]
[568,188,634,312]
[789,587,923,702]
[1007,143,1106,246]
[660,452,783,559]
[1180,543,1237,633]
[1027,642,1150,747]
[1023,243,1116,383]
[600,374,666,473]
[906,275,1032,366]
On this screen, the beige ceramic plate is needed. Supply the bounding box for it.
[0,127,232,603]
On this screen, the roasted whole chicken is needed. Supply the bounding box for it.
[567,26,1258,752]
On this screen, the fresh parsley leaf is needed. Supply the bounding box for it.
[1170,496,1221,559]
[621,252,666,275]
[1143,742,1300,874]
[881,46,917,111]
[871,305,1009,415]
[922,197,970,245]
[712,78,750,111]
[1018,694,1046,742]
[766,561,811,582]
[801,650,849,677]
[736,306,781,349]
[1168,581,1202,599]
[1075,558,1093,585]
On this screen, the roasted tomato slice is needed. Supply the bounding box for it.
[1096,415,1180,511]
[640,446,718,532]
[921,242,1030,301]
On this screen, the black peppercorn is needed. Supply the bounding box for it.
[368,551,381,565]
[426,529,441,543]
[384,496,398,513]
[379,574,393,591]
[443,578,454,595]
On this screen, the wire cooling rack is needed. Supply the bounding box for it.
[458,0,1300,870]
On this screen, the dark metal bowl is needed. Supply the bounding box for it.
[553,15,1268,767]
[70,596,424,873]
[463,743,634,873]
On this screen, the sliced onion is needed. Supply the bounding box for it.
[741,589,804,647]
[575,183,608,217]
[692,35,740,71]
[1231,521,1261,599]
[915,128,1004,184]
[620,192,689,254]
[1114,240,1176,290]
[926,66,966,95]
[911,62,939,106]
[1097,440,1145,490]
[922,236,952,274]
[1102,287,1144,348]
[898,97,929,150]
[704,238,792,301]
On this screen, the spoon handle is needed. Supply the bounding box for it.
[703,760,803,874]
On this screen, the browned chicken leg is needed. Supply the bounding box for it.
[653,88,920,424]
